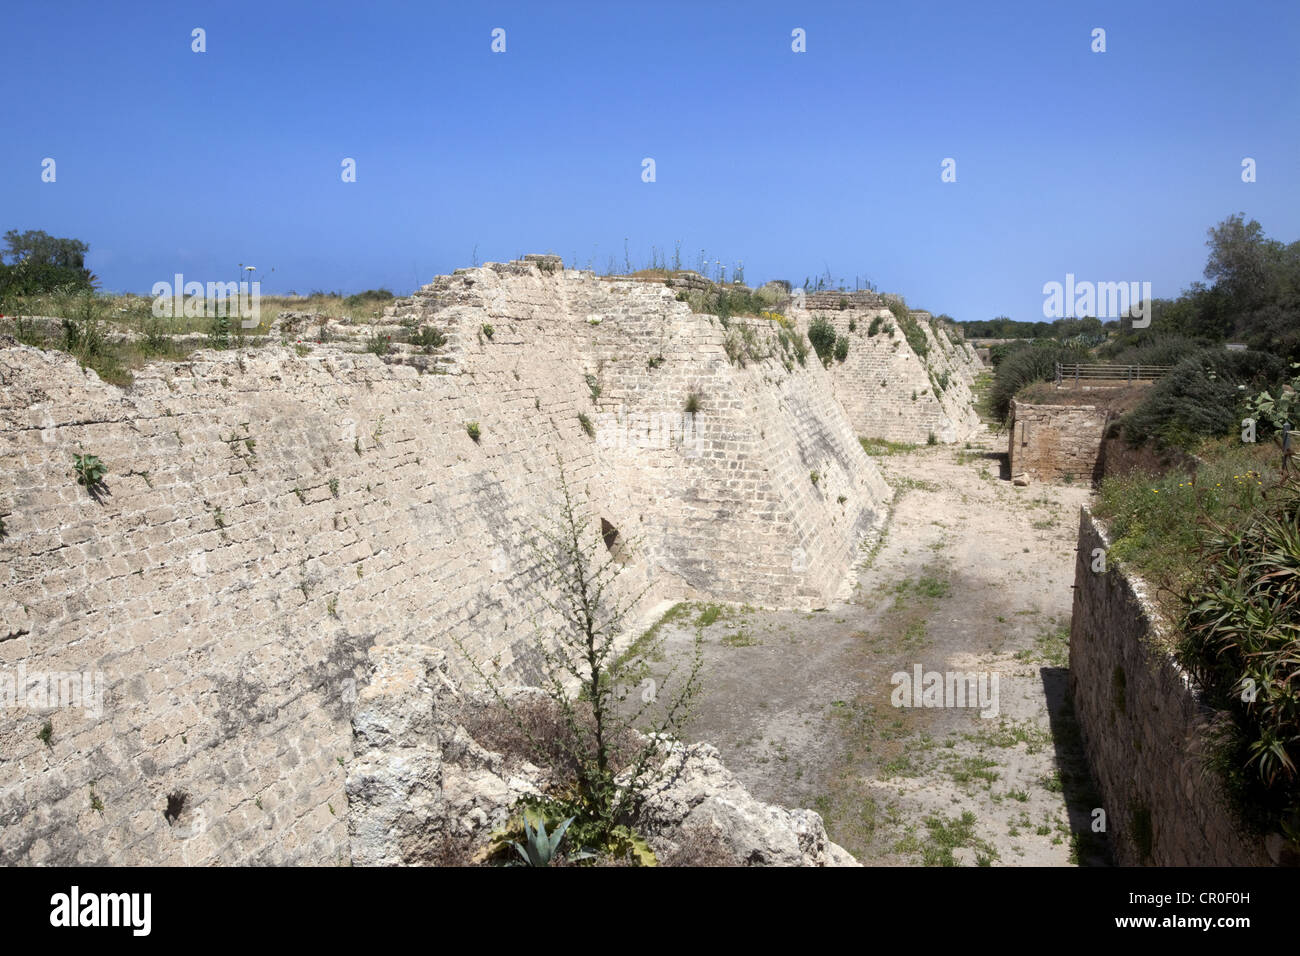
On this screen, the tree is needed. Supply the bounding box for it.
[0,229,96,296]
[456,459,703,861]
[1205,215,1271,300]
[3,229,89,270]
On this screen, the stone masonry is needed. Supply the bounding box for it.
[790,305,983,444]
[1008,399,1110,481]
[1069,508,1276,866]
[0,258,893,864]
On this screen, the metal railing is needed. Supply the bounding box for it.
[1054,363,1173,386]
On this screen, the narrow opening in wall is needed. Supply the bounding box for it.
[601,518,620,552]
[164,790,188,825]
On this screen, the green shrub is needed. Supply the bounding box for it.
[684,391,701,415]
[206,314,230,351]
[412,325,447,353]
[833,334,849,363]
[466,421,481,442]
[1243,361,1300,435]
[577,413,595,438]
[1102,335,1202,368]
[808,316,837,365]
[365,332,391,355]
[481,323,494,340]
[56,289,107,359]
[1179,480,1300,840]
[343,288,394,310]
[896,310,929,360]
[867,316,883,337]
[776,326,809,367]
[141,316,170,355]
[990,342,1090,421]
[724,324,769,367]
[988,340,1031,368]
[72,452,107,490]
[1122,350,1282,448]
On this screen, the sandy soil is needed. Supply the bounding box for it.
[635,429,1112,866]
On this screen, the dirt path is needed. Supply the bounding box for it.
[638,429,1110,865]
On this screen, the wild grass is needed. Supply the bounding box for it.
[859,436,919,456]
[1092,438,1274,605]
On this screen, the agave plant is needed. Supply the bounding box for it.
[510,814,580,867]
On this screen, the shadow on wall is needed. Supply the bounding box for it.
[1094,423,1200,484]
[1040,665,1113,866]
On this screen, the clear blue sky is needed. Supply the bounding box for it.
[4,0,1297,322]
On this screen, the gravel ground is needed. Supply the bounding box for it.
[634,430,1111,866]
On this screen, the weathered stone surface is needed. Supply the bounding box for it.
[1008,399,1109,481]
[790,306,983,444]
[0,258,890,864]
[345,646,856,867]
[1069,508,1279,866]
[346,646,544,866]
[638,739,858,866]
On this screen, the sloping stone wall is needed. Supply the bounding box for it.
[792,307,983,444]
[1068,508,1275,866]
[0,259,892,864]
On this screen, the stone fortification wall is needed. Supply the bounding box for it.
[789,306,983,444]
[0,257,891,864]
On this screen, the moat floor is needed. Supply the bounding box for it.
[645,428,1110,865]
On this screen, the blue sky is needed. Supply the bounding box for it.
[3,0,1298,322]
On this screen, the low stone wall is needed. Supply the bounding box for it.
[1008,400,1109,481]
[1068,508,1276,866]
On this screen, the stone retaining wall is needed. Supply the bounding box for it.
[1068,508,1276,866]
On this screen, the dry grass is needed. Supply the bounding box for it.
[656,823,737,867]
[458,693,644,781]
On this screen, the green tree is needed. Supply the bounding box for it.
[1204,214,1278,309]
[0,229,96,296]
[3,229,90,270]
